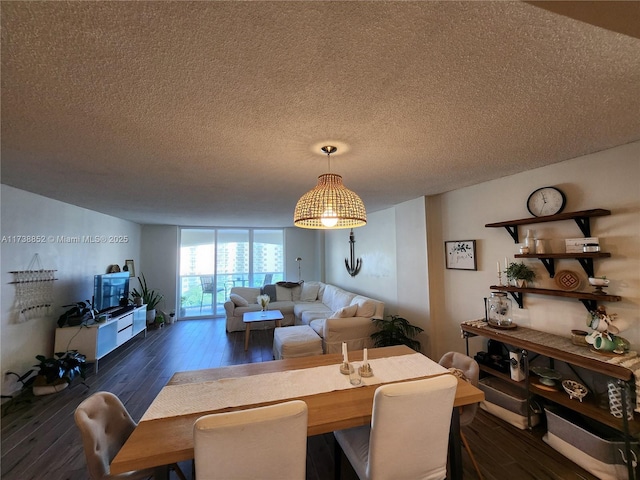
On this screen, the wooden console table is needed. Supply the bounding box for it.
[461,321,638,479]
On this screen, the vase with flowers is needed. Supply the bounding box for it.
[257,294,270,316]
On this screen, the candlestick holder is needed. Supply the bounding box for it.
[497,271,504,287]
[359,363,373,377]
[340,362,354,375]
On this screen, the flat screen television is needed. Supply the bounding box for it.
[94,272,130,312]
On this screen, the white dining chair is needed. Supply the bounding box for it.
[74,391,186,480]
[439,351,483,480]
[193,400,308,479]
[334,375,458,480]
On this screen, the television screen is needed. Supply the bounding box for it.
[94,272,130,312]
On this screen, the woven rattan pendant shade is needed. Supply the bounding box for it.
[293,146,367,229]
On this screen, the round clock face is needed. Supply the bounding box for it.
[527,187,566,217]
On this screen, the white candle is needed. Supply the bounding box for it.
[497,261,501,274]
[342,342,348,364]
[363,348,368,365]
[504,257,508,271]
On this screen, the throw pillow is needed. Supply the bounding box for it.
[262,284,277,302]
[275,285,293,301]
[352,298,376,317]
[229,293,248,307]
[301,283,320,302]
[333,304,358,318]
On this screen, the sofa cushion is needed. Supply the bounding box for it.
[229,293,248,307]
[333,304,358,318]
[309,319,325,337]
[351,296,377,318]
[301,310,332,325]
[230,287,261,304]
[300,282,321,302]
[322,285,355,312]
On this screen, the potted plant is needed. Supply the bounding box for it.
[57,300,96,328]
[7,350,87,396]
[371,315,424,352]
[130,273,163,324]
[505,261,536,287]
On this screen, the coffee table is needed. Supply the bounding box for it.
[242,310,284,351]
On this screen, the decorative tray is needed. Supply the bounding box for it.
[487,320,517,330]
[530,366,561,386]
[555,270,581,291]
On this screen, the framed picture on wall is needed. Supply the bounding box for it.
[124,259,135,277]
[445,240,477,270]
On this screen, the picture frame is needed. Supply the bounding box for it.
[445,240,477,270]
[124,259,135,278]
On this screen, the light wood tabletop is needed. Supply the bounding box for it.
[111,345,484,478]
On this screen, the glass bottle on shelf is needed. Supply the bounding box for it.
[524,229,536,252]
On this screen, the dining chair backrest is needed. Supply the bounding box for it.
[438,351,480,425]
[193,400,308,479]
[74,391,154,480]
[368,375,457,480]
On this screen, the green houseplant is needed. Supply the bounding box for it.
[131,273,163,324]
[505,261,536,287]
[371,315,424,352]
[7,350,87,397]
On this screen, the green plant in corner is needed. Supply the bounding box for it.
[130,273,163,310]
[371,315,424,352]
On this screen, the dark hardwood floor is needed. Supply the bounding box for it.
[1,318,598,480]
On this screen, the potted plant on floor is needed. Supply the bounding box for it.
[131,273,163,325]
[7,350,87,396]
[505,261,536,287]
[371,315,424,352]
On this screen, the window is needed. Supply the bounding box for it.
[178,228,284,318]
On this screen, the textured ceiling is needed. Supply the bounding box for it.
[2,1,639,227]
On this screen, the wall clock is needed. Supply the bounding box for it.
[527,186,566,217]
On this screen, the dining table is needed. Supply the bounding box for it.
[111,345,484,479]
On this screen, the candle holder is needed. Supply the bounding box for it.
[359,363,373,377]
[340,362,354,375]
[497,271,504,287]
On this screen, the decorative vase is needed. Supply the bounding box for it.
[515,279,526,288]
[146,308,156,325]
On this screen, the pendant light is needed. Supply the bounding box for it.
[293,146,367,229]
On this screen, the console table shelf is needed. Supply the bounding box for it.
[462,322,639,435]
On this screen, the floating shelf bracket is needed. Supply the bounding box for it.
[503,225,519,243]
[538,258,555,278]
[576,258,595,278]
[580,299,598,312]
[574,216,592,237]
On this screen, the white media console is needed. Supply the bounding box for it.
[54,305,147,372]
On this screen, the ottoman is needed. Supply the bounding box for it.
[273,325,323,360]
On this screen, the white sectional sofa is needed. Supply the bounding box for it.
[224,282,384,354]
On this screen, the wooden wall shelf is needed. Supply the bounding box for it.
[514,252,610,278]
[485,209,611,243]
[490,285,621,311]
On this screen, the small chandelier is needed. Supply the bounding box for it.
[294,146,367,229]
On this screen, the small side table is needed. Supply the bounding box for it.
[242,310,284,351]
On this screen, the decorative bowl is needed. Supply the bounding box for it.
[562,380,588,402]
[531,366,561,386]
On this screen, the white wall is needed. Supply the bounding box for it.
[139,225,179,317]
[0,185,141,395]
[284,228,322,283]
[433,141,640,360]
